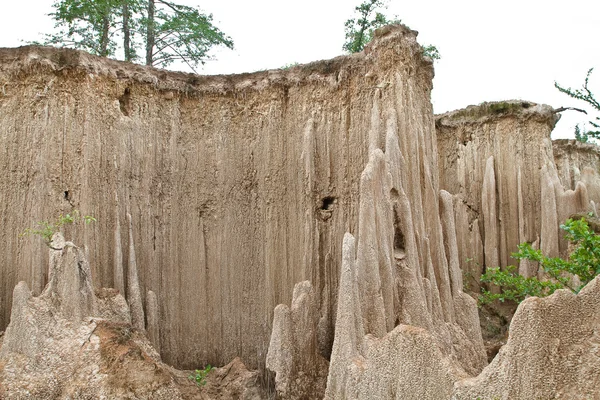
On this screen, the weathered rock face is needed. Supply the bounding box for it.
[553,138,600,211]
[435,103,596,288]
[266,281,329,399]
[261,25,488,400]
[0,23,471,372]
[323,234,462,400]
[267,84,491,398]
[453,275,600,400]
[2,22,600,399]
[0,234,267,399]
[0,25,437,369]
[0,234,183,399]
[320,147,485,400]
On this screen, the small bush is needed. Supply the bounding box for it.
[422,44,440,60]
[189,364,212,386]
[479,217,600,305]
[21,210,96,247]
[279,62,300,70]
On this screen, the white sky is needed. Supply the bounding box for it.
[1,0,599,138]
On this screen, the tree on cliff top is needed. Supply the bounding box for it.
[42,0,126,58]
[343,0,440,60]
[40,0,233,71]
[343,0,394,54]
[143,0,233,70]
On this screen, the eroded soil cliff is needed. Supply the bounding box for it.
[0,25,437,370]
[1,23,599,400]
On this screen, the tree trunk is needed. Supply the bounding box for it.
[100,15,110,57]
[145,0,155,66]
[123,1,132,61]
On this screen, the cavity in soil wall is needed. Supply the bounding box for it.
[0,26,435,369]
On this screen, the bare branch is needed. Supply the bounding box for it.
[553,106,589,115]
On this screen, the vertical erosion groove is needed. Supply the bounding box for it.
[119,87,131,116]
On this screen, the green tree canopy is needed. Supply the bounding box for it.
[143,0,234,70]
[343,0,397,54]
[343,0,440,60]
[43,0,126,57]
[39,0,233,71]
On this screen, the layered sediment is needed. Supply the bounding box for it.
[0,234,265,399]
[0,25,439,369]
[0,234,183,399]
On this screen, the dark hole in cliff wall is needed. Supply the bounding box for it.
[318,196,337,222]
[392,203,406,256]
[63,189,75,207]
[119,87,131,116]
[321,197,336,211]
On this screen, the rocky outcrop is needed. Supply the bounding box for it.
[324,234,459,400]
[0,234,183,399]
[435,102,597,288]
[319,144,486,400]
[436,101,556,285]
[266,281,329,399]
[453,276,600,399]
[482,155,499,271]
[0,234,267,399]
[264,25,489,399]
[44,233,97,321]
[539,141,591,259]
[1,22,599,400]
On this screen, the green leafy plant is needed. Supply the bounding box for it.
[555,68,600,143]
[189,364,212,386]
[422,44,440,61]
[39,0,145,59]
[279,62,300,71]
[479,217,600,305]
[343,0,440,62]
[343,0,395,54]
[21,210,96,247]
[142,0,234,70]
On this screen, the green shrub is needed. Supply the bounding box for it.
[479,217,600,305]
[21,210,96,247]
[189,364,212,386]
[422,44,440,60]
[279,62,300,70]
